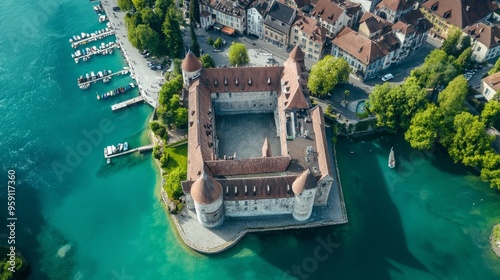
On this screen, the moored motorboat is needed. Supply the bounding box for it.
[388,147,396,168]
[123,142,129,151]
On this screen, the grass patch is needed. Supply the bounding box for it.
[163,143,188,173]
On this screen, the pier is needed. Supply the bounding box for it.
[111,96,144,111]
[70,28,115,48]
[78,69,129,88]
[105,144,154,159]
[74,43,118,63]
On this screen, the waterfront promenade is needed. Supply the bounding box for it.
[100,0,161,108]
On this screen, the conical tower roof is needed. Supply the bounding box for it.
[289,46,305,62]
[292,169,317,195]
[191,172,222,205]
[181,50,202,72]
[262,137,272,157]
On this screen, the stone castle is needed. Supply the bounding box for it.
[180,46,334,228]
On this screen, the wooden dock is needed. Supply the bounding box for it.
[78,70,129,87]
[111,96,144,111]
[105,144,154,159]
[74,44,118,63]
[71,29,115,48]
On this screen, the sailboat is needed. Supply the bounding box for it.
[388,147,396,168]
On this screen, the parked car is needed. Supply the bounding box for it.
[381,73,394,81]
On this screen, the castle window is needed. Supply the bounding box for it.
[267,77,271,85]
[443,11,451,19]
[235,77,239,86]
[248,78,252,86]
[253,186,256,195]
[224,77,228,85]
[430,3,438,11]
[267,185,270,195]
[234,186,238,196]
[214,79,218,87]
[244,185,248,196]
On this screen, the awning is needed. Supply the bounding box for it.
[214,22,223,31]
[221,26,235,35]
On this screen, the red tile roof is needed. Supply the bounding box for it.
[421,0,494,29]
[464,23,500,48]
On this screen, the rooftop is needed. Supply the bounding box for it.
[293,14,328,43]
[421,0,494,29]
[463,22,500,48]
[483,72,500,91]
[376,0,415,12]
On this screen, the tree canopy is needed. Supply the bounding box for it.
[162,8,184,58]
[404,104,443,150]
[368,76,428,131]
[489,56,500,76]
[189,0,200,24]
[228,42,249,66]
[448,112,494,167]
[200,54,215,68]
[307,55,350,97]
[481,100,500,127]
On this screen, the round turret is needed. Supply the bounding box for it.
[292,169,317,221]
[289,46,305,62]
[191,172,225,228]
[181,51,202,87]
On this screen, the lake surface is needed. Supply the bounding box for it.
[0,1,499,279]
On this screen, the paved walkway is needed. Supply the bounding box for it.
[101,0,162,108]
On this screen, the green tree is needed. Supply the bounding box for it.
[308,55,350,97]
[400,76,429,129]
[213,37,223,49]
[163,8,184,58]
[343,90,350,103]
[135,24,161,54]
[200,54,215,68]
[165,167,187,199]
[190,23,200,57]
[228,42,249,66]
[454,47,472,72]
[207,36,214,45]
[481,100,500,126]
[480,151,500,190]
[489,56,500,75]
[411,49,458,88]
[438,75,468,116]
[405,104,443,150]
[458,35,471,54]
[441,27,461,56]
[141,8,162,34]
[132,0,147,10]
[448,112,494,166]
[118,0,134,11]
[189,0,200,24]
[174,107,189,128]
[155,0,173,22]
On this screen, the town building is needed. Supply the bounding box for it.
[199,0,254,34]
[310,0,363,38]
[420,0,494,40]
[180,46,335,227]
[263,0,297,49]
[482,72,500,101]
[247,0,270,38]
[463,23,500,62]
[279,0,311,10]
[332,13,401,80]
[374,0,416,23]
[390,8,430,62]
[290,14,327,61]
[350,0,382,12]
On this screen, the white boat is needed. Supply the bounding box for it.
[388,147,396,168]
[117,143,124,152]
[123,142,129,151]
[111,145,117,153]
[107,158,111,164]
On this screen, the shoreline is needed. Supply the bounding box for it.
[491,224,500,258]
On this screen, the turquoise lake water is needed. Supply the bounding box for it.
[0,1,499,279]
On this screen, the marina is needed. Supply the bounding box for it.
[97,82,135,100]
[104,143,154,159]
[77,69,129,89]
[69,25,114,48]
[111,96,144,111]
[72,41,119,63]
